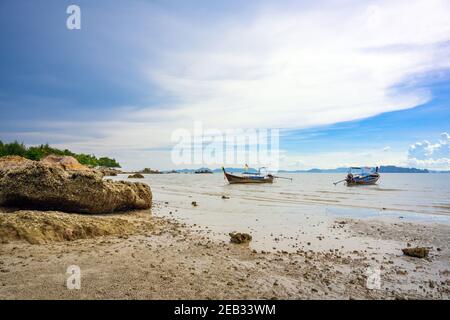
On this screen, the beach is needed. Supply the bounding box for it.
[2,0,450,305]
[1,173,449,299]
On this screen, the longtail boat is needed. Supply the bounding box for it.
[222,167,274,184]
[334,167,380,186]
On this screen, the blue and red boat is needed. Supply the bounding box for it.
[344,167,380,185]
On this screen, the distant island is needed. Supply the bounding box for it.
[173,166,447,174]
[0,140,121,168]
[279,166,432,173]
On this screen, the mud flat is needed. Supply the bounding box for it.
[0,205,449,300]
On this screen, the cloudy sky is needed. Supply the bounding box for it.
[1,0,449,170]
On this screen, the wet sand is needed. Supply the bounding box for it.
[0,204,449,300]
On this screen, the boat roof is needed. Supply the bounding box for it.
[349,166,377,173]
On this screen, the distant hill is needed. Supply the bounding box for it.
[177,168,216,173]
[212,167,258,173]
[379,166,429,173]
[250,166,431,173]
[167,165,442,174]
[279,167,349,173]
[283,166,430,173]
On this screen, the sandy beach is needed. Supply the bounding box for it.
[3,0,450,305]
[1,202,449,300]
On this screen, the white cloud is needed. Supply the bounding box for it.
[10,0,450,170]
[280,148,407,170]
[94,0,450,169]
[132,0,450,132]
[408,132,450,169]
[107,0,450,169]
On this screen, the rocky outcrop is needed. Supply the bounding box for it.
[41,155,89,171]
[97,167,121,177]
[229,232,252,244]
[0,210,138,244]
[140,168,161,174]
[402,247,430,258]
[0,156,152,214]
[128,173,145,179]
[0,156,33,171]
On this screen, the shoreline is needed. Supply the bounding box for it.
[1,206,449,299]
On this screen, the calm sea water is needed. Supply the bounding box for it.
[113,173,450,251]
[122,173,450,216]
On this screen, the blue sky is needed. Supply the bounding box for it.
[0,0,449,170]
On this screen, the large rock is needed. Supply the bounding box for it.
[402,247,430,258]
[0,156,152,214]
[41,155,89,171]
[229,232,252,244]
[97,167,121,177]
[128,173,145,179]
[0,156,33,171]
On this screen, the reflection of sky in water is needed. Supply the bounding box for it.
[324,206,450,223]
[113,172,450,218]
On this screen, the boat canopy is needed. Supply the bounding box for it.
[348,167,378,174]
[242,166,268,175]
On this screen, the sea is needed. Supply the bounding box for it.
[112,173,450,252]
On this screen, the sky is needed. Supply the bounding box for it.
[0,0,449,170]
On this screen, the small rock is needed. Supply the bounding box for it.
[63,228,74,240]
[221,195,230,199]
[402,247,430,258]
[191,201,198,207]
[128,173,145,179]
[229,232,252,244]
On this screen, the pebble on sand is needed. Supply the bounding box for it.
[402,247,430,258]
[229,232,252,244]
[128,173,145,179]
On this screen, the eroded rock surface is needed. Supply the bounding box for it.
[229,232,252,244]
[402,247,430,258]
[0,156,152,214]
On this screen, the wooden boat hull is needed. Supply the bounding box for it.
[223,171,274,184]
[346,173,380,185]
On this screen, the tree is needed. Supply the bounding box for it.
[0,140,121,168]
[3,141,26,156]
[97,157,121,168]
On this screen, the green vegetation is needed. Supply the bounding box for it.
[0,140,121,168]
